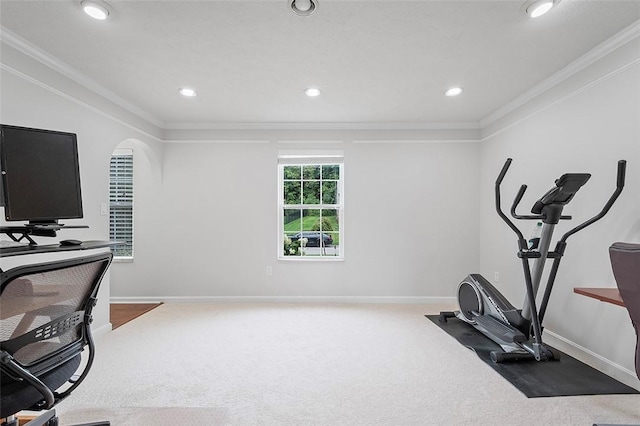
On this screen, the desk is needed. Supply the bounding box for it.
[0,240,121,258]
[573,287,624,307]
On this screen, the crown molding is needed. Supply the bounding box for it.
[277,140,344,144]
[352,139,480,144]
[0,26,165,128]
[162,121,480,131]
[480,57,640,141]
[163,139,270,144]
[1,62,163,142]
[479,20,640,128]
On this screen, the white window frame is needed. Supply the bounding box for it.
[278,150,344,261]
[109,149,133,260]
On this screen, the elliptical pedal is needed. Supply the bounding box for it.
[473,314,527,344]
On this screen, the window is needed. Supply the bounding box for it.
[109,149,133,258]
[278,151,343,259]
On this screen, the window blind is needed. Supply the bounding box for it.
[109,152,133,257]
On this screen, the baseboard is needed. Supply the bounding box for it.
[110,295,457,305]
[109,297,165,304]
[544,330,640,391]
[90,322,113,340]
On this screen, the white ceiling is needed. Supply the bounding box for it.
[1,1,639,129]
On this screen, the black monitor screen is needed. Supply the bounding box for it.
[1,125,83,224]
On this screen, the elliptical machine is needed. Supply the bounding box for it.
[440,158,626,363]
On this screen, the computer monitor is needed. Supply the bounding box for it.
[0,124,83,226]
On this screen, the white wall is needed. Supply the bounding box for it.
[0,43,164,331]
[110,139,480,301]
[479,40,640,386]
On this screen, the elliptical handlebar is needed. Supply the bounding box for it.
[617,159,627,188]
[512,184,529,217]
[494,158,626,249]
[495,158,513,186]
[495,158,528,250]
[559,159,626,243]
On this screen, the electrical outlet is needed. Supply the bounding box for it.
[100,202,108,215]
[494,272,500,282]
[266,266,272,276]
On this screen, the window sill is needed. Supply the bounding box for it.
[278,256,344,262]
[113,256,134,263]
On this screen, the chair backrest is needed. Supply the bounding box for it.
[1,252,112,418]
[609,242,640,380]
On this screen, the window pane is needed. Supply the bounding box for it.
[322,165,339,180]
[284,165,301,180]
[322,181,337,204]
[283,232,302,256]
[283,181,301,204]
[320,209,339,232]
[303,165,320,179]
[110,205,133,257]
[283,209,301,233]
[326,232,339,256]
[303,181,320,204]
[302,209,320,231]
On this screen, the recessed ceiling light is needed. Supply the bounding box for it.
[526,0,559,18]
[290,0,318,17]
[304,87,321,97]
[179,88,197,97]
[445,87,463,97]
[81,0,111,20]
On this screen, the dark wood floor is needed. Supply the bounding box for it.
[110,303,162,329]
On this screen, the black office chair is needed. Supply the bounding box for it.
[609,242,640,380]
[1,253,113,426]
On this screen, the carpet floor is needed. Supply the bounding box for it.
[59,407,228,425]
[54,303,640,426]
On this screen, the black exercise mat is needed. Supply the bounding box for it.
[426,314,639,398]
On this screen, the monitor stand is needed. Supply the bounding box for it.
[1,223,89,245]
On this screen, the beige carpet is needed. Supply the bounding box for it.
[54,303,640,425]
[59,407,228,425]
